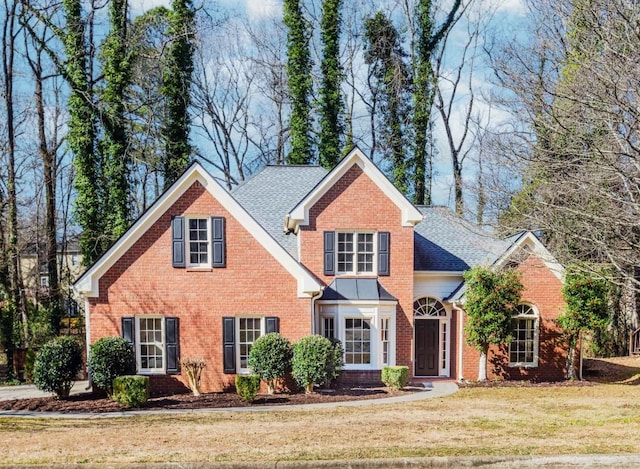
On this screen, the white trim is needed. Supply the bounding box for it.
[412,296,451,377]
[494,232,564,281]
[73,162,322,299]
[414,271,464,277]
[508,304,540,368]
[185,216,211,268]
[286,148,423,231]
[135,315,166,375]
[236,316,265,375]
[83,295,91,379]
[335,231,377,275]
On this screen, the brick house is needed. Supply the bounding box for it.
[73,148,568,393]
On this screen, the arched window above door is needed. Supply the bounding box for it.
[413,297,446,317]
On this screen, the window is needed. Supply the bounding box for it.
[238,317,262,371]
[381,317,390,366]
[322,316,335,339]
[188,218,209,266]
[337,232,374,274]
[138,317,164,373]
[509,304,539,367]
[71,254,78,266]
[40,275,49,288]
[344,318,371,365]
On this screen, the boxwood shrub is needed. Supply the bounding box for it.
[88,337,136,396]
[292,335,335,393]
[381,366,409,390]
[33,336,83,399]
[235,375,261,402]
[248,333,292,394]
[113,375,149,408]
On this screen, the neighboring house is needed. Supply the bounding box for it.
[74,148,568,393]
[22,236,84,314]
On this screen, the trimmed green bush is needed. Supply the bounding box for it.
[112,375,149,407]
[88,337,136,396]
[327,338,344,385]
[33,336,83,399]
[235,375,261,402]
[248,333,292,394]
[292,335,334,393]
[381,366,409,390]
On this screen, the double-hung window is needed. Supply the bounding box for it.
[238,318,262,372]
[509,304,539,367]
[188,218,209,267]
[137,316,165,373]
[344,318,371,365]
[337,232,375,275]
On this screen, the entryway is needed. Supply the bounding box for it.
[415,319,439,376]
[413,297,450,377]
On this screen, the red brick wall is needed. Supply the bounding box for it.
[299,164,416,371]
[459,253,568,382]
[88,182,312,393]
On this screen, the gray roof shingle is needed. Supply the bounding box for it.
[232,165,328,258]
[414,206,510,271]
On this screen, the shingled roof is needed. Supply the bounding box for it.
[232,165,327,259]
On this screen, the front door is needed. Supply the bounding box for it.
[415,319,439,376]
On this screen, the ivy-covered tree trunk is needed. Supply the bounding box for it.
[162,0,195,189]
[318,0,344,169]
[411,0,461,205]
[100,0,133,247]
[284,0,313,165]
[64,0,101,266]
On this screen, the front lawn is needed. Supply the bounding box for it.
[0,357,638,465]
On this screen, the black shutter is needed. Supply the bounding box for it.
[165,317,180,374]
[223,317,236,374]
[324,231,335,275]
[122,317,135,347]
[211,217,226,268]
[265,317,279,334]
[172,216,185,268]
[378,232,390,276]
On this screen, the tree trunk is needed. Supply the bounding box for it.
[478,348,488,381]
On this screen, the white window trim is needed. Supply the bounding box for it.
[509,304,540,368]
[318,304,395,371]
[186,216,211,269]
[335,231,377,276]
[135,315,166,375]
[236,316,265,375]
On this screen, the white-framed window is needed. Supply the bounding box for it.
[509,304,539,367]
[187,217,209,267]
[40,275,49,288]
[322,316,335,339]
[344,318,371,365]
[381,317,390,366]
[71,253,79,266]
[137,316,165,373]
[237,317,263,373]
[337,232,375,275]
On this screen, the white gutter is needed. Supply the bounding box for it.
[83,295,92,390]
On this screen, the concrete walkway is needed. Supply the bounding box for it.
[0,380,458,419]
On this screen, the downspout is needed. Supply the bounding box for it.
[310,288,324,335]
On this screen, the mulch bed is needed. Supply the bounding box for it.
[0,383,426,414]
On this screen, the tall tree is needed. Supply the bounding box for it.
[100,0,133,246]
[283,0,313,164]
[317,0,344,169]
[363,11,411,194]
[161,0,195,189]
[409,0,462,205]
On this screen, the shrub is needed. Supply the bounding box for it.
[33,336,83,399]
[24,347,37,383]
[88,337,136,396]
[113,375,149,407]
[326,338,344,386]
[235,375,261,402]
[248,333,292,394]
[181,357,206,396]
[381,366,409,390]
[292,335,334,393]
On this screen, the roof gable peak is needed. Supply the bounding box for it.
[285,147,423,232]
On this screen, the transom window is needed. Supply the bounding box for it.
[188,218,209,266]
[413,297,447,317]
[337,232,374,274]
[344,318,371,365]
[509,304,539,367]
[138,317,164,372]
[238,318,262,370]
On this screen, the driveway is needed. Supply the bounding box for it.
[0,380,91,401]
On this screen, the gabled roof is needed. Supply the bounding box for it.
[414,207,510,271]
[285,147,423,232]
[232,165,327,259]
[73,162,322,298]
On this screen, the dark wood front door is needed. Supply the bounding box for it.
[415,320,439,376]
